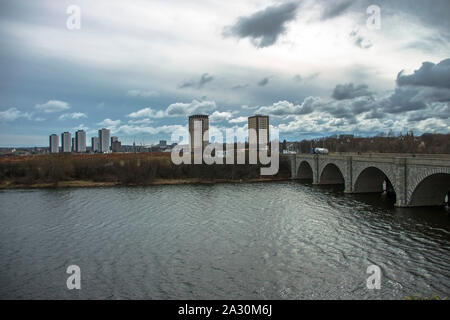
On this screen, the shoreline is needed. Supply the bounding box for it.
[0,177,292,190]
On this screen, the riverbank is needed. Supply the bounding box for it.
[0,177,292,190]
[0,153,291,189]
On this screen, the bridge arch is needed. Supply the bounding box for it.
[297,161,314,181]
[353,166,397,197]
[319,163,345,185]
[408,172,450,207]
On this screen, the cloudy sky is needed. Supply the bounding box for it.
[0,0,449,146]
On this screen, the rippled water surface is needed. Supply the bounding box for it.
[0,182,449,299]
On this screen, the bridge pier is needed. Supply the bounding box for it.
[393,158,408,207]
[289,156,297,180]
[344,156,353,193]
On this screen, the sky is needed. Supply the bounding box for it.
[0,0,449,147]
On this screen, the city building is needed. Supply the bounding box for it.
[98,128,111,153]
[61,132,72,153]
[91,136,99,153]
[71,137,75,152]
[111,140,122,153]
[152,140,174,152]
[189,114,209,153]
[111,136,118,146]
[75,130,86,153]
[248,115,269,152]
[49,134,59,153]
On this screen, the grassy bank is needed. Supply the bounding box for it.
[0,153,290,189]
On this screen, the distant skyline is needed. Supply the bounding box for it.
[1,0,449,147]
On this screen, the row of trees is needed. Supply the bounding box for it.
[283,133,450,154]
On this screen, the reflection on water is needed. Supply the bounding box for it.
[0,182,449,299]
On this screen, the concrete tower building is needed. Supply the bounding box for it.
[111,140,122,153]
[111,136,118,146]
[248,115,269,152]
[98,128,111,153]
[49,134,59,153]
[189,114,209,153]
[61,132,72,153]
[75,130,86,153]
[91,137,99,153]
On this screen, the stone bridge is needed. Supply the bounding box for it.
[285,153,450,207]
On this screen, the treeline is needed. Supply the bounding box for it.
[0,153,291,186]
[288,133,450,154]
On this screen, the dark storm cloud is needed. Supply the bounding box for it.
[320,104,354,119]
[332,83,371,100]
[408,102,450,122]
[396,58,450,89]
[260,59,450,122]
[376,0,450,38]
[224,2,299,48]
[178,73,214,89]
[178,80,196,89]
[293,73,320,82]
[257,77,269,87]
[257,91,373,120]
[350,96,375,114]
[364,108,386,120]
[320,0,354,20]
[381,87,427,113]
[407,112,431,122]
[198,73,214,87]
[376,84,450,115]
[319,96,375,120]
[231,84,249,90]
[404,35,449,53]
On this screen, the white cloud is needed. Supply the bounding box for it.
[241,105,258,110]
[97,118,121,130]
[256,99,317,117]
[73,124,90,132]
[59,112,87,120]
[210,111,233,123]
[127,107,165,118]
[126,100,218,121]
[415,118,450,132]
[127,118,154,124]
[166,100,216,116]
[127,89,158,97]
[116,124,185,135]
[0,108,30,121]
[35,100,70,113]
[229,116,248,123]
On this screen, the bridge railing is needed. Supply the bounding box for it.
[289,152,450,159]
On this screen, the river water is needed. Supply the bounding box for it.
[0,181,449,299]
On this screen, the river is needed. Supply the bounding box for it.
[0,182,449,299]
